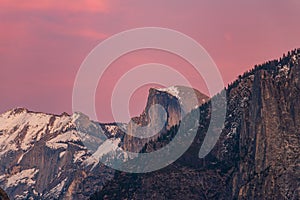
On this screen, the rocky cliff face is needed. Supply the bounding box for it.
[123,88,181,153]
[92,50,300,199]
[232,52,300,199]
[123,86,208,153]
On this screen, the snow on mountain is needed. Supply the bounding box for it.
[0,108,124,199]
[46,131,82,150]
[6,168,38,188]
[84,138,122,169]
[0,86,208,199]
[0,108,52,155]
[157,86,180,99]
[156,85,209,114]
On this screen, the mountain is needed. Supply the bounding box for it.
[0,86,207,198]
[123,86,208,153]
[0,108,120,199]
[91,49,300,199]
[1,49,300,199]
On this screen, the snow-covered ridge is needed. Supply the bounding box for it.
[6,168,39,188]
[0,108,74,156]
[0,108,127,199]
[0,108,124,156]
[156,85,209,114]
[46,131,82,150]
[156,86,180,99]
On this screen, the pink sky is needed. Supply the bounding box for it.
[1,0,300,122]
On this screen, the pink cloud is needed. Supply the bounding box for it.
[73,30,108,40]
[1,0,110,13]
[1,0,300,122]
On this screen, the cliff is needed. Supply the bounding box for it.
[92,50,300,200]
[123,86,208,153]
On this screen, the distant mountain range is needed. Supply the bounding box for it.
[0,85,207,199]
[0,49,300,199]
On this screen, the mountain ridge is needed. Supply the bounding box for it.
[91,48,300,199]
[0,49,299,199]
[0,85,208,199]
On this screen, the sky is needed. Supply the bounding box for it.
[0,0,300,122]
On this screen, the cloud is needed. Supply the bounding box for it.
[1,0,109,13]
[0,0,112,41]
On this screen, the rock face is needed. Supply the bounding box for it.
[123,86,208,153]
[123,88,181,153]
[92,50,300,199]
[232,52,300,199]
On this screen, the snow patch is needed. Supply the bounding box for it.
[6,168,39,188]
[0,111,54,155]
[73,150,86,163]
[276,65,290,79]
[279,65,289,74]
[0,174,6,181]
[21,113,51,150]
[84,138,121,168]
[46,131,81,150]
[46,142,68,150]
[50,115,72,133]
[157,86,180,99]
[17,154,24,164]
[59,151,66,158]
[104,125,119,136]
